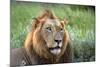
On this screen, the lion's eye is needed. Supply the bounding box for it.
[46,27,52,32]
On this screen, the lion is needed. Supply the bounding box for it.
[10,10,73,66]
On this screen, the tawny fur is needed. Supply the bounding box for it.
[10,10,73,66]
[25,10,73,63]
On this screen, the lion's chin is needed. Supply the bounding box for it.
[50,49,61,55]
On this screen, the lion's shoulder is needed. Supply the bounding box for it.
[10,48,34,66]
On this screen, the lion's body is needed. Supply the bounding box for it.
[11,43,72,66]
[10,10,73,66]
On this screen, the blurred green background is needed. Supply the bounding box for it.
[11,1,95,62]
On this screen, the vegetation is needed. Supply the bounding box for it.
[11,1,95,62]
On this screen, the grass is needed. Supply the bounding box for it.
[11,1,95,62]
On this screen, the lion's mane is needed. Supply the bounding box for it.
[24,10,73,64]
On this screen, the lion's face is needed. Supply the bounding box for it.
[25,10,70,59]
[41,19,65,55]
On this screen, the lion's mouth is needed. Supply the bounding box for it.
[49,46,60,50]
[49,46,61,55]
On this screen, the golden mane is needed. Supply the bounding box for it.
[24,10,72,63]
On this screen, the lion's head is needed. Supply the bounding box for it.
[24,10,71,62]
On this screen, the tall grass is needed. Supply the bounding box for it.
[11,1,95,62]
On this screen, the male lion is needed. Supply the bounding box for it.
[10,10,73,66]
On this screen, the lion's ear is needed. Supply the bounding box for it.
[31,18,44,30]
[61,19,69,27]
[32,18,39,29]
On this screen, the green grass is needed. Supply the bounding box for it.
[11,1,95,62]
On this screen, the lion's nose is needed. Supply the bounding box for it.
[55,40,62,45]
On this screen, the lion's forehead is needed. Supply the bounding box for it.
[45,19,61,26]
